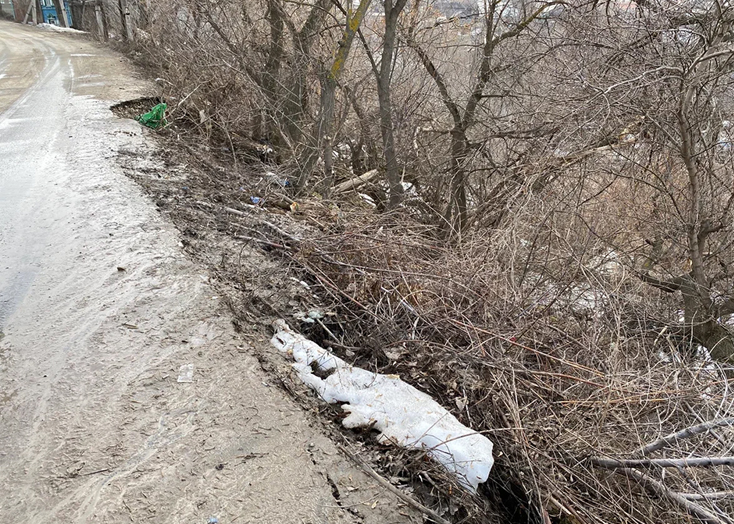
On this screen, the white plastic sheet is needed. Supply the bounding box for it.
[271,320,494,491]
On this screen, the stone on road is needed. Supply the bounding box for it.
[0,21,418,524]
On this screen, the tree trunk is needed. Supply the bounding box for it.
[94,3,107,41]
[377,0,407,208]
[296,0,372,191]
[444,126,469,233]
[263,0,284,147]
[697,321,734,365]
[51,0,65,26]
[282,0,331,150]
[118,0,133,41]
[679,277,734,364]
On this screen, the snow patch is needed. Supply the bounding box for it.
[37,23,86,34]
[271,320,494,491]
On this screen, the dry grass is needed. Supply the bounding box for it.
[112,2,734,521]
[121,118,734,523]
[288,206,734,524]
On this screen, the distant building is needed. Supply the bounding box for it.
[39,0,72,25]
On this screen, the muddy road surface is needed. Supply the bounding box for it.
[0,22,419,524]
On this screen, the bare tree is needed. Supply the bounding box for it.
[403,0,563,232]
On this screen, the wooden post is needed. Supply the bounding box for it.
[118,0,133,41]
[32,0,39,24]
[94,2,107,40]
[99,0,108,39]
[22,0,32,23]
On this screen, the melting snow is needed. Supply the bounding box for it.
[37,23,86,34]
[271,320,494,491]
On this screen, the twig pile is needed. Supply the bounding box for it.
[289,207,734,524]
[122,138,734,524]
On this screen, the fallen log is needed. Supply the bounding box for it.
[332,169,379,194]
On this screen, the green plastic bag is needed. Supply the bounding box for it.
[136,103,168,129]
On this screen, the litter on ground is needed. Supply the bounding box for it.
[136,102,168,129]
[270,319,494,491]
[177,363,194,383]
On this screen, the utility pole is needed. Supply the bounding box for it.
[60,0,69,26]
[24,0,39,24]
[52,0,68,26]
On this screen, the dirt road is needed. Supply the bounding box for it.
[0,22,419,524]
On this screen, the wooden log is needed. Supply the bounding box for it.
[332,169,379,194]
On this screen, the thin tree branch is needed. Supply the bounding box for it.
[591,456,734,469]
[682,491,734,501]
[639,417,734,456]
[637,271,682,293]
[616,467,731,524]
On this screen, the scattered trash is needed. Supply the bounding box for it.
[256,142,275,162]
[271,320,494,491]
[250,196,265,206]
[265,171,289,187]
[289,201,300,213]
[121,323,138,330]
[116,266,126,272]
[289,277,311,290]
[135,103,168,129]
[177,363,194,383]
[358,193,376,207]
[207,518,219,524]
[293,309,325,324]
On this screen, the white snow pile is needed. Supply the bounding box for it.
[271,320,494,491]
[37,23,86,34]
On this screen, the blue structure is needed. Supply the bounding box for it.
[40,0,71,26]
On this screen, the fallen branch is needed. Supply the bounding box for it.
[617,467,730,524]
[681,491,734,501]
[336,443,452,524]
[639,417,734,456]
[233,235,290,250]
[332,169,379,194]
[591,456,734,469]
[224,206,249,217]
[223,206,301,245]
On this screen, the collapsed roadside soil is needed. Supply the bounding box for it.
[114,111,501,523]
